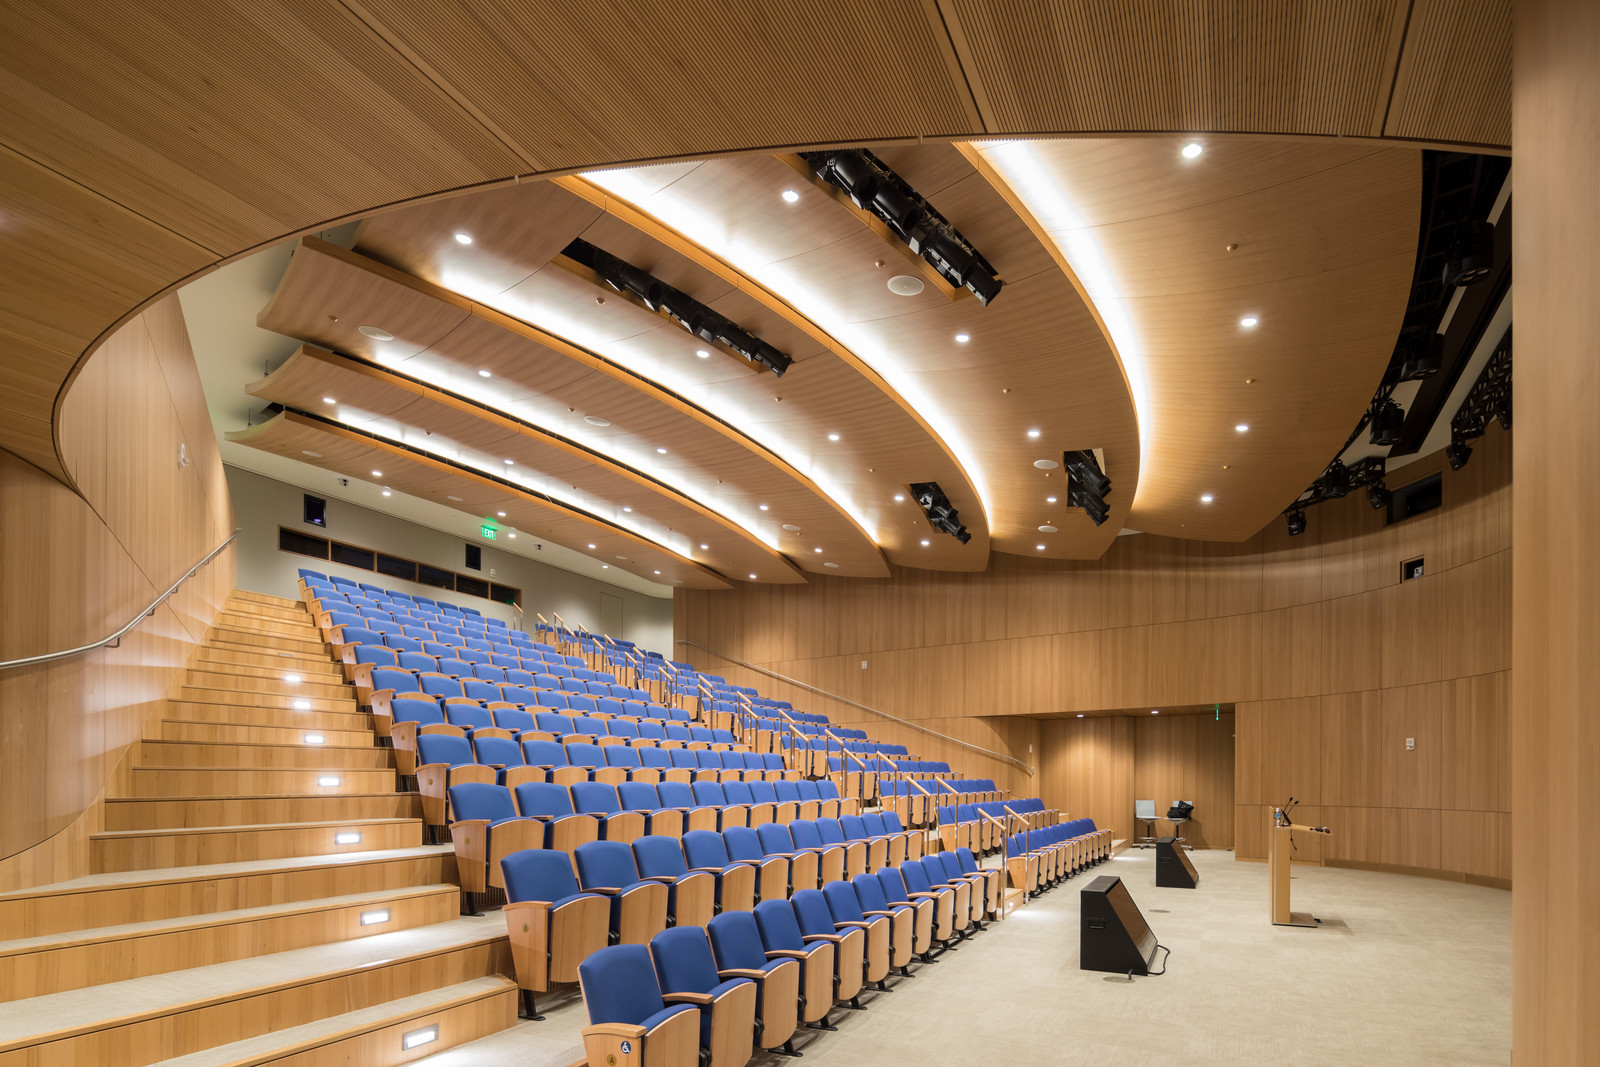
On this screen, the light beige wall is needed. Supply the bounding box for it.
[0,296,234,889]
[677,428,1511,881]
[226,464,674,653]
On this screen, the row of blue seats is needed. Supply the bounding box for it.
[300,568,493,618]
[351,646,631,695]
[562,848,1000,1063]
[335,630,590,671]
[1004,819,1113,895]
[391,703,738,755]
[364,667,682,722]
[937,798,1054,853]
[395,717,751,777]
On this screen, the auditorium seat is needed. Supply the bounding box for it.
[618,781,684,838]
[415,733,493,834]
[632,835,715,928]
[574,840,669,945]
[707,910,802,1055]
[750,897,841,1029]
[723,826,790,904]
[512,781,600,855]
[649,926,758,1067]
[681,830,758,913]
[813,883,891,991]
[572,781,647,843]
[576,945,699,1067]
[446,782,545,903]
[897,859,959,947]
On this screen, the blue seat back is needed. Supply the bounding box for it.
[577,944,669,1026]
[823,879,868,924]
[449,782,517,822]
[522,739,568,767]
[416,733,474,767]
[571,780,620,815]
[514,781,575,819]
[576,840,640,890]
[707,910,768,971]
[650,926,722,995]
[632,835,690,878]
[617,781,660,811]
[682,829,731,869]
[472,736,523,767]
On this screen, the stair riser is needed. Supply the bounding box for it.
[136,741,391,770]
[183,667,351,695]
[197,649,341,676]
[0,852,455,940]
[124,768,396,798]
[260,989,516,1067]
[215,612,321,638]
[92,821,423,872]
[105,793,423,831]
[0,890,457,1002]
[0,939,511,1067]
[229,589,306,609]
[204,638,333,663]
[160,722,375,746]
[209,628,328,655]
[179,688,356,713]
[166,703,372,732]
[224,598,313,622]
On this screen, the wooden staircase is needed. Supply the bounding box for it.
[0,590,516,1066]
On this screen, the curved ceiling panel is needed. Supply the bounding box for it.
[352,180,993,569]
[228,411,733,590]
[974,139,1420,540]
[242,345,808,584]
[255,237,891,577]
[582,146,1141,558]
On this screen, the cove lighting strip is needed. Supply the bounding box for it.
[970,141,1152,509]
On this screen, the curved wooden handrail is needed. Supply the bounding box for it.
[676,639,1034,776]
[0,530,238,672]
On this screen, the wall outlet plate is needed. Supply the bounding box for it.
[1406,737,1415,750]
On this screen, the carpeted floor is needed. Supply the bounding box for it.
[412,848,1512,1067]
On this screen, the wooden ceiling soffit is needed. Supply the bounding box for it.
[227,410,736,591]
[257,235,891,576]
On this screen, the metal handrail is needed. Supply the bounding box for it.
[676,638,1034,776]
[0,530,239,672]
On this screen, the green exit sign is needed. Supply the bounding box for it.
[480,525,497,540]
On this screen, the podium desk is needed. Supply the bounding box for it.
[1268,807,1332,927]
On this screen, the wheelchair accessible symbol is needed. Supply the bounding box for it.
[620,1039,633,1053]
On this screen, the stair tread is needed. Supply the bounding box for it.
[0,844,451,901]
[157,976,513,1067]
[0,883,456,956]
[142,739,378,752]
[0,916,505,1049]
[93,818,419,840]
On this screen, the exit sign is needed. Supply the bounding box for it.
[480,525,497,540]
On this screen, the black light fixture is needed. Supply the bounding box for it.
[1321,460,1351,499]
[1367,482,1391,511]
[800,149,1004,305]
[907,481,972,544]
[562,239,793,376]
[1446,440,1473,471]
[1063,449,1112,527]
[1396,332,1442,382]
[1285,509,1307,536]
[1368,398,1405,446]
[1443,220,1496,288]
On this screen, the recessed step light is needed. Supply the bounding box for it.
[334,831,361,844]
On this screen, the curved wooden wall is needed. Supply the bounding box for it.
[676,427,1512,882]
[0,296,234,891]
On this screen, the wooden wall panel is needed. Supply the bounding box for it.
[680,427,1512,881]
[0,296,232,887]
[1133,713,1235,849]
[1038,717,1134,842]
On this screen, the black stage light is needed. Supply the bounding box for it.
[908,481,971,544]
[1368,482,1391,510]
[1286,509,1307,536]
[872,184,923,235]
[1369,399,1405,446]
[964,269,1003,306]
[1446,441,1473,471]
[828,152,880,209]
[1397,333,1442,382]
[1322,460,1351,498]
[1071,488,1110,527]
[1444,220,1496,288]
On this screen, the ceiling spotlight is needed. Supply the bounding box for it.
[656,447,668,454]
[954,333,970,344]
[1285,509,1307,537]
[1036,544,1046,550]
[381,490,391,497]
[1181,142,1204,159]
[503,458,514,464]
[496,511,506,517]
[1446,440,1473,471]
[478,369,491,377]
[601,564,609,568]
[454,232,473,245]
[507,532,515,538]
[814,547,823,553]
[1151,709,1161,715]
[749,573,758,579]
[1368,482,1391,511]
[1396,332,1442,381]
[371,470,382,477]
[587,543,596,549]
[1444,220,1496,287]
[1369,398,1405,446]
[1235,424,1249,433]
[653,570,661,575]
[1027,429,1041,439]
[696,349,710,359]
[1077,714,1085,718]
[322,397,336,404]
[781,189,800,203]
[920,539,930,546]
[894,494,904,502]
[828,433,839,441]
[358,325,393,340]
[1046,496,1057,503]
[1240,316,1259,329]
[759,504,769,511]
[1200,494,1214,503]
[622,506,632,512]
[699,543,708,549]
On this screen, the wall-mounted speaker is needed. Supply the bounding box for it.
[1080,875,1158,975]
[1156,837,1199,889]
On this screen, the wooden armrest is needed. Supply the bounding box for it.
[861,909,896,918]
[662,991,714,1005]
[801,934,844,944]
[690,866,726,874]
[588,886,623,895]
[766,949,811,960]
[718,968,771,979]
[642,875,676,883]
[834,920,872,929]
[584,1022,649,1039]
[907,891,940,900]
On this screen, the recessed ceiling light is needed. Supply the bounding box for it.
[782,524,801,532]
[1037,544,1046,550]
[284,673,301,684]
[503,458,514,464]
[888,275,925,297]
[584,415,611,426]
[454,232,473,245]
[497,511,506,517]
[954,333,970,343]
[381,489,390,496]
[322,397,336,404]
[447,495,462,501]
[827,433,839,441]
[920,539,930,546]
[1038,525,1058,533]
[700,543,709,549]
[616,555,628,561]
[292,699,311,710]
[894,494,904,502]
[478,369,491,377]
[1027,429,1041,439]
[1236,424,1249,432]
[653,570,661,575]
[1077,714,1085,718]
[587,543,596,549]
[601,564,609,569]
[824,562,839,568]
[1152,709,1161,714]
[656,447,668,454]
[1182,142,1204,159]
[1201,494,1214,503]
[371,470,382,477]
[507,532,516,538]
[814,547,823,553]
[696,349,710,359]
[758,504,769,511]
[1047,496,1057,503]
[749,573,757,579]
[357,325,393,340]
[781,189,800,203]
[1034,459,1059,470]
[1240,316,1259,328]
[301,450,321,458]
[622,506,632,512]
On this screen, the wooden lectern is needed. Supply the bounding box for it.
[1268,807,1331,927]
